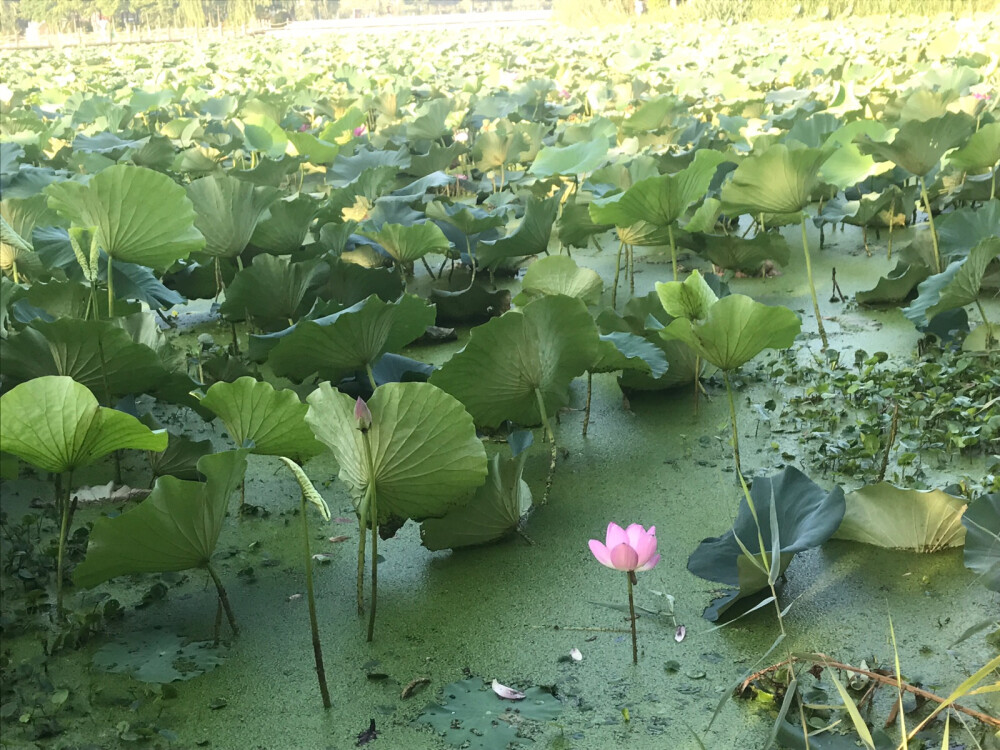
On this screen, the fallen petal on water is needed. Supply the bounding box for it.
[675,625,686,642]
[491,679,525,700]
[570,648,583,661]
[329,536,349,543]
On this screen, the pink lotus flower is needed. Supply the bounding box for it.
[298,123,309,132]
[559,88,570,99]
[972,92,991,101]
[354,397,372,431]
[589,522,660,572]
[353,125,367,137]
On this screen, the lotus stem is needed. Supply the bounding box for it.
[365,364,377,392]
[356,504,367,615]
[55,470,73,616]
[300,492,331,708]
[628,244,635,296]
[582,371,592,437]
[668,224,678,281]
[612,240,625,308]
[887,196,896,261]
[626,571,638,665]
[800,215,828,351]
[206,563,238,635]
[106,256,114,314]
[919,176,941,274]
[534,388,557,505]
[722,370,741,478]
[975,299,996,350]
[368,490,378,643]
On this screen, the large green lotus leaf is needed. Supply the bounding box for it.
[186,173,280,259]
[0,375,166,474]
[407,98,452,141]
[962,494,999,592]
[855,113,976,177]
[591,332,669,377]
[430,294,598,427]
[200,376,323,461]
[720,145,834,216]
[948,122,1000,173]
[902,237,1000,327]
[360,222,451,264]
[476,195,559,269]
[528,139,608,178]
[1,318,171,399]
[316,258,404,307]
[818,120,890,190]
[232,154,305,188]
[45,165,204,270]
[408,143,467,178]
[855,261,931,306]
[420,450,532,550]
[688,467,845,620]
[660,294,800,372]
[692,232,792,274]
[73,450,247,588]
[834,483,967,552]
[514,255,603,306]
[655,269,718,321]
[622,95,686,134]
[260,294,435,383]
[249,195,319,255]
[431,279,511,325]
[612,150,729,227]
[587,193,635,228]
[220,254,323,330]
[557,201,612,248]
[425,201,507,238]
[242,114,289,159]
[306,381,487,522]
[936,201,1000,257]
[285,130,340,165]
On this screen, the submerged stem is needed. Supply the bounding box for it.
[627,572,637,665]
[206,563,239,635]
[800,215,828,351]
[300,493,331,708]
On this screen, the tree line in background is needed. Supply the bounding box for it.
[0,0,548,34]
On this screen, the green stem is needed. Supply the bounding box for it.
[668,224,677,281]
[206,563,239,635]
[975,298,996,350]
[627,572,637,665]
[722,370,741,478]
[800,215,828,351]
[628,243,634,296]
[106,255,114,314]
[365,363,377,392]
[582,371,592,437]
[360,432,379,637]
[55,470,73,617]
[300,493,331,708]
[356,498,367,615]
[612,240,625,308]
[887,196,896,261]
[367,489,378,643]
[534,388,557,505]
[919,175,941,274]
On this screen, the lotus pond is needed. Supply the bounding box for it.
[1,12,999,750]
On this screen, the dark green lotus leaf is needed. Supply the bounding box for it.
[903,237,1000,327]
[407,98,452,141]
[834,483,966,552]
[936,200,1000,257]
[557,201,612,248]
[408,143,466,177]
[360,222,451,265]
[592,332,669,377]
[0,375,167,475]
[140,416,213,482]
[962,493,999,592]
[425,201,507,238]
[0,142,23,175]
[1,318,172,400]
[622,95,686,134]
[476,195,560,270]
[416,677,562,750]
[611,150,730,227]
[948,122,1000,173]
[73,450,247,588]
[316,258,404,307]
[688,467,845,620]
[431,279,510,325]
[259,294,435,383]
[72,132,147,157]
[528,139,609,178]
[720,145,834,216]
[186,173,280,259]
[45,165,204,270]
[231,154,305,187]
[12,279,138,322]
[855,112,976,177]
[242,113,288,159]
[660,294,801,372]
[690,231,792,274]
[200,376,323,461]
[220,254,323,330]
[249,194,319,255]
[306,381,487,523]
[285,130,340,165]
[513,255,603,306]
[371,352,434,385]
[3,193,67,244]
[329,147,410,186]
[430,294,598,427]
[856,261,931,305]
[420,450,532,551]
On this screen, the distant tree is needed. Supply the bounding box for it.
[178,0,206,26]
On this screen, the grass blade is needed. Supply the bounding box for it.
[826,667,876,750]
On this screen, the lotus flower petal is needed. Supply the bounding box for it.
[589,539,614,568]
[491,679,525,700]
[609,543,639,571]
[605,522,627,549]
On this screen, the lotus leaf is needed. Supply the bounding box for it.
[360,222,451,266]
[257,293,435,384]
[430,294,598,427]
[902,237,1000,328]
[834,484,967,552]
[855,113,976,177]
[948,122,1000,173]
[306,381,487,522]
[693,232,792,274]
[242,114,289,159]
[220,254,324,330]
[200,376,323,461]
[591,332,669,378]
[660,294,801,372]
[249,194,319,255]
[316,258,404,307]
[45,164,204,270]
[186,173,280,259]
[528,139,608,178]
[513,255,603,306]
[962,493,999,592]
[688,467,845,621]
[720,144,834,215]
[0,375,166,474]
[476,195,559,270]
[656,270,718,321]
[74,450,247,587]
[856,262,931,305]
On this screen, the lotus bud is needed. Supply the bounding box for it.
[353,124,367,137]
[354,397,372,431]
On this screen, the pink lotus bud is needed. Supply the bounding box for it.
[353,125,367,137]
[560,88,570,99]
[354,397,372,430]
[298,123,309,132]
